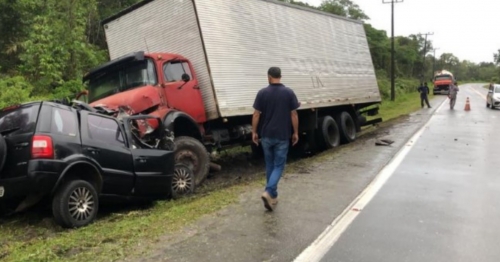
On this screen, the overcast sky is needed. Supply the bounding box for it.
[303,0,500,64]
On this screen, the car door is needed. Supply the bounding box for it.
[80,111,134,195]
[123,116,175,197]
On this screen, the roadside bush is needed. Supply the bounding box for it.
[0,76,34,108]
[377,76,419,100]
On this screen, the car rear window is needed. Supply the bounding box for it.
[0,104,40,136]
[51,107,78,136]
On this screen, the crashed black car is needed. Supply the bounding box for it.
[0,100,193,228]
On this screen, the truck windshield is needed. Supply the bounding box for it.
[434,75,452,81]
[86,59,157,103]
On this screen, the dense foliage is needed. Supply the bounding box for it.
[0,0,498,106]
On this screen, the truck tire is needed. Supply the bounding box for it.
[336,111,356,143]
[316,116,340,150]
[52,179,99,228]
[171,163,195,199]
[174,136,210,187]
[0,135,6,173]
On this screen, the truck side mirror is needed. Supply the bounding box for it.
[182,73,190,82]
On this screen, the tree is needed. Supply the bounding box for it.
[319,0,369,21]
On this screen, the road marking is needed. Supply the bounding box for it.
[470,85,487,101]
[293,98,448,262]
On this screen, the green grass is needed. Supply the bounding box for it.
[0,181,259,262]
[377,92,426,122]
[0,90,427,262]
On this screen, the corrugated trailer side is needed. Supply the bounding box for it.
[194,0,380,118]
[102,0,220,120]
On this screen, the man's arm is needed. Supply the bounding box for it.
[252,90,263,145]
[290,90,300,146]
[291,110,298,135]
[252,110,260,134]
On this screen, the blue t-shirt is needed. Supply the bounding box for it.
[253,83,300,140]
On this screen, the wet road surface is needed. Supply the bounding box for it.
[319,84,500,262]
[129,94,447,262]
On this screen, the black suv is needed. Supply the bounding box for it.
[0,101,178,228]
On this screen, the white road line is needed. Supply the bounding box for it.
[293,98,448,262]
[470,86,487,101]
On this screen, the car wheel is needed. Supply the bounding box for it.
[52,180,99,228]
[0,135,7,173]
[171,164,195,199]
[174,136,210,187]
[336,111,357,143]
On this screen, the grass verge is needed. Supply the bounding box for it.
[0,181,262,262]
[0,91,427,262]
[373,91,427,122]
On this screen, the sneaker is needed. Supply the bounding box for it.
[271,198,278,206]
[261,192,273,211]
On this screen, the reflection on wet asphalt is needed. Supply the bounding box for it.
[129,95,447,262]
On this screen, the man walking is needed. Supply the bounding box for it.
[252,67,300,211]
[418,82,431,108]
[448,81,459,110]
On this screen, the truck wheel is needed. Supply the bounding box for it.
[0,135,7,173]
[171,164,195,199]
[316,116,340,150]
[174,136,210,187]
[52,180,99,228]
[336,112,356,143]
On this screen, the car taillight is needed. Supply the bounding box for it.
[32,135,54,159]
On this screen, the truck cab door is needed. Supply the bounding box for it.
[80,111,134,195]
[123,116,175,197]
[161,60,207,123]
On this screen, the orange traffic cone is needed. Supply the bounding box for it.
[464,97,471,111]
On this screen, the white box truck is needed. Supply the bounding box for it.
[81,0,382,189]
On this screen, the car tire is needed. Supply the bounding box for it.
[52,180,99,228]
[174,136,210,187]
[316,116,340,150]
[171,163,195,199]
[0,135,6,173]
[336,111,357,143]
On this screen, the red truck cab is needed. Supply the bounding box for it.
[81,51,211,189]
[85,52,206,124]
[432,70,455,95]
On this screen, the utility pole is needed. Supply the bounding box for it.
[418,32,434,82]
[383,0,403,101]
[432,47,440,79]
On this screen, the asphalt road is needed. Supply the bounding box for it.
[128,93,447,262]
[319,84,500,262]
